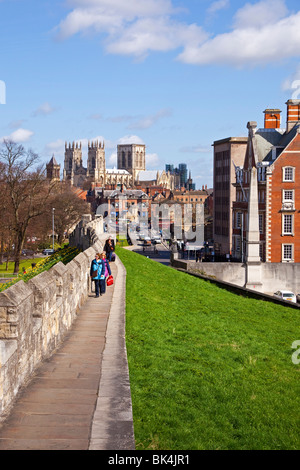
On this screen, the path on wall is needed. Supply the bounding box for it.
[0,257,135,450]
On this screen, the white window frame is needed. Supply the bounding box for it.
[283,166,295,182]
[282,213,294,235]
[282,244,294,262]
[283,189,294,201]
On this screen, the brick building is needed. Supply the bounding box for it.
[232,99,300,263]
[212,137,248,256]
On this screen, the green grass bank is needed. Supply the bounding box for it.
[116,247,300,450]
[0,246,80,292]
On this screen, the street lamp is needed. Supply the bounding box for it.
[52,208,55,251]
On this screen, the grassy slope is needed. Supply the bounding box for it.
[116,247,300,450]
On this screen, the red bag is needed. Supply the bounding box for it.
[106,275,114,286]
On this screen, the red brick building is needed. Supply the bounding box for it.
[232,99,300,263]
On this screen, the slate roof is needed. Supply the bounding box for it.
[253,128,285,162]
[252,124,300,163]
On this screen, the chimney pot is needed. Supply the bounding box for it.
[263,109,281,129]
[286,99,300,132]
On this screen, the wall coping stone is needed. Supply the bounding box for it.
[0,280,32,308]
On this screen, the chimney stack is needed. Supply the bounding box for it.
[263,109,281,129]
[286,99,300,132]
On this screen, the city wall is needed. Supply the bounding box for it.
[171,258,300,295]
[0,215,104,419]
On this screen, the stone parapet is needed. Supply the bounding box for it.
[0,216,104,418]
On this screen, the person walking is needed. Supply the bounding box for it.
[99,251,111,295]
[90,253,103,297]
[104,237,115,262]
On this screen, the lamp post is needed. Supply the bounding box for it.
[52,208,55,251]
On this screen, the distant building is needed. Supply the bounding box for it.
[212,137,248,256]
[165,163,195,189]
[117,144,146,183]
[95,187,149,223]
[56,140,173,192]
[46,155,61,182]
[62,141,133,188]
[136,169,175,190]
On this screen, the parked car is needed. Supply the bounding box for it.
[273,290,297,303]
[151,234,161,243]
[42,249,55,256]
[143,237,151,246]
[297,294,300,304]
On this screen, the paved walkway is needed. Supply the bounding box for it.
[0,256,135,450]
[125,241,171,266]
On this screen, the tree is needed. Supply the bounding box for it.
[49,182,91,244]
[0,161,13,265]
[0,140,56,273]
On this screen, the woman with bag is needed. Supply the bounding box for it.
[99,251,112,295]
[90,253,103,298]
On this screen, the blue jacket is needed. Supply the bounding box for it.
[90,258,111,280]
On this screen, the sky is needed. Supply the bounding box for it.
[1,0,300,189]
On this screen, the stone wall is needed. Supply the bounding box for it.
[69,214,104,251]
[172,257,300,296]
[0,217,105,419]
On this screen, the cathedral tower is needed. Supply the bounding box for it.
[63,141,84,185]
[117,144,146,183]
[87,140,106,185]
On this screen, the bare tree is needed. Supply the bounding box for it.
[49,182,91,244]
[0,140,55,273]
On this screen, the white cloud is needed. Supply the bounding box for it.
[8,119,26,129]
[55,0,175,39]
[54,0,207,59]
[108,151,117,166]
[146,153,160,168]
[54,0,300,67]
[128,108,172,130]
[106,17,206,58]
[233,0,288,29]
[2,128,34,143]
[207,0,230,17]
[33,102,57,116]
[44,138,65,156]
[178,4,300,67]
[117,135,145,145]
[282,64,300,98]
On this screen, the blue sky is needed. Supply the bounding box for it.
[1,0,300,189]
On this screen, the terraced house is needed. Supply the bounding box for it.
[232,99,300,263]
